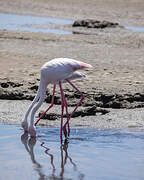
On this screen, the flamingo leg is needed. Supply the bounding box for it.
[63,79,85,136]
[63,98,70,137]
[59,81,65,143]
[34,85,56,126]
[60,102,64,143]
[59,81,70,138]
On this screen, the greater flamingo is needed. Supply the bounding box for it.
[22,58,92,142]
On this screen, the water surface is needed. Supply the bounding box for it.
[125,26,144,32]
[0,124,144,180]
[0,13,73,34]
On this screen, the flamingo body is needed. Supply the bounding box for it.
[41,58,91,84]
[22,58,92,141]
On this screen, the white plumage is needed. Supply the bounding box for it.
[41,58,91,84]
[22,58,92,142]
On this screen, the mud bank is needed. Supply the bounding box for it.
[1,79,144,120]
[0,100,144,129]
[0,0,144,128]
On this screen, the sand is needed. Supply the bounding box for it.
[0,0,144,129]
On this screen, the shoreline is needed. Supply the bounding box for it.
[1,78,144,109]
[0,0,144,129]
[0,99,144,130]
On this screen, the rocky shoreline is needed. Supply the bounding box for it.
[1,79,144,120]
[0,0,144,128]
[72,19,120,29]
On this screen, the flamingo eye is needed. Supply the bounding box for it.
[73,67,78,71]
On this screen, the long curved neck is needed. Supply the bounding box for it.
[30,80,47,127]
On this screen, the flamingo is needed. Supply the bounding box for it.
[21,58,92,142]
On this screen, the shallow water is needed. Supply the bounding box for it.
[0,124,144,180]
[0,13,73,34]
[1,13,144,35]
[125,26,144,32]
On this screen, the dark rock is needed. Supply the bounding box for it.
[1,82,9,88]
[94,93,115,104]
[0,81,23,88]
[68,106,109,117]
[38,112,59,120]
[29,85,38,91]
[83,98,96,106]
[70,111,82,118]
[95,107,110,114]
[82,105,97,116]
[7,81,23,87]
[38,105,109,120]
[107,100,122,109]
[0,90,24,100]
[25,94,35,101]
[73,19,119,29]
[1,79,144,111]
[45,95,61,105]
[82,105,109,116]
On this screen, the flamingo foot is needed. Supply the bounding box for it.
[21,121,28,133]
[28,126,37,138]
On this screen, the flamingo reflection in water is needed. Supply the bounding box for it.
[21,133,84,179]
[21,133,45,179]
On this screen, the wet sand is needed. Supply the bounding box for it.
[0,0,144,128]
[0,100,144,129]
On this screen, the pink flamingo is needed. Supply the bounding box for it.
[21,58,92,142]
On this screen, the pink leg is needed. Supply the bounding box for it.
[63,98,70,137]
[34,85,56,126]
[59,81,70,138]
[60,102,64,143]
[63,79,85,136]
[59,82,65,143]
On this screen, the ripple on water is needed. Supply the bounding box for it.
[0,124,144,180]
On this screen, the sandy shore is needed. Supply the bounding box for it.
[0,100,144,129]
[0,0,144,128]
